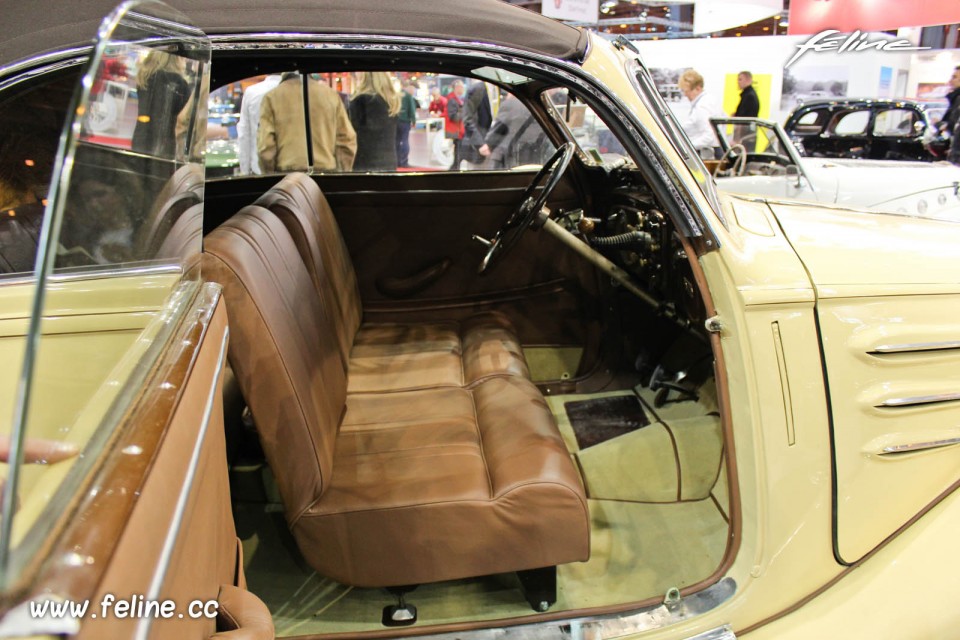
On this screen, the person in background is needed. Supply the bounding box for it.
[460,81,493,168]
[938,66,960,165]
[731,70,759,150]
[350,71,401,171]
[677,69,721,160]
[732,71,759,117]
[444,80,466,169]
[478,92,547,169]
[258,72,357,172]
[396,79,420,168]
[428,85,447,118]
[131,51,190,159]
[237,74,281,175]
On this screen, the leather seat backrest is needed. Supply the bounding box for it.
[136,164,204,258]
[255,173,361,363]
[202,205,347,516]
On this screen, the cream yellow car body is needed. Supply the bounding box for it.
[1,4,959,639]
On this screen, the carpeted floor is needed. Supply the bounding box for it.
[235,384,729,637]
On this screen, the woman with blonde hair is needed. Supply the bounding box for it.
[349,71,401,170]
[131,50,190,158]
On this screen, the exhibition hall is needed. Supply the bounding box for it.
[0,1,959,639]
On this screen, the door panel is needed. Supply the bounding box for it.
[320,171,599,348]
[79,296,239,639]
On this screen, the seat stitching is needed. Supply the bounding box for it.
[469,386,494,498]
[303,479,587,517]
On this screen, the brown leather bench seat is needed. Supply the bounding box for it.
[203,196,589,588]
[254,173,530,394]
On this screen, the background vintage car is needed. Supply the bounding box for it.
[1,2,960,640]
[710,116,960,220]
[783,97,950,161]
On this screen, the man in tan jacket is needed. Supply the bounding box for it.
[258,72,357,172]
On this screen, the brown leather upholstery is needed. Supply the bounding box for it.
[203,206,589,587]
[210,585,275,640]
[136,163,204,257]
[255,172,530,392]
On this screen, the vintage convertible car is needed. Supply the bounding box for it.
[709,117,960,220]
[1,2,960,639]
[783,97,950,161]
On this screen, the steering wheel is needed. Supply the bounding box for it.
[474,142,575,274]
[714,143,747,177]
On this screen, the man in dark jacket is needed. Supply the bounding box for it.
[939,66,960,165]
[733,71,759,117]
[396,79,419,168]
[731,71,760,150]
[460,81,493,167]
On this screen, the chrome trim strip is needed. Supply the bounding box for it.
[881,437,960,455]
[134,323,230,640]
[871,340,960,354]
[878,392,960,408]
[0,263,183,287]
[0,48,89,87]
[419,578,736,640]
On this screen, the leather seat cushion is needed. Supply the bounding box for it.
[348,311,530,393]
[256,174,531,393]
[294,376,590,587]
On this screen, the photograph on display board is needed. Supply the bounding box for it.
[780,66,850,115]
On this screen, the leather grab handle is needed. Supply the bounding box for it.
[209,585,275,640]
[375,258,452,299]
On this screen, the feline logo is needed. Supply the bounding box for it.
[786,30,930,68]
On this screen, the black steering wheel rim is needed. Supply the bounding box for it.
[478,142,576,274]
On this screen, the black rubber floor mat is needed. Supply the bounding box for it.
[564,395,650,449]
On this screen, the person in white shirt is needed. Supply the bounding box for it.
[677,69,721,159]
[236,74,281,174]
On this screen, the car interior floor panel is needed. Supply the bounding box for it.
[229,376,728,636]
[233,496,729,637]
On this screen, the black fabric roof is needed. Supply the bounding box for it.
[1,0,589,72]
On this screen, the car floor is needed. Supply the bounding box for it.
[234,382,729,637]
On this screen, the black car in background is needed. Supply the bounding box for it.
[784,98,949,161]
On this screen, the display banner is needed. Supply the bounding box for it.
[788,0,960,35]
[693,0,783,35]
[542,0,599,23]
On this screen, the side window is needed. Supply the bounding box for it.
[0,70,80,276]
[792,109,826,135]
[544,88,626,165]
[831,110,870,136]
[872,108,919,137]
[209,71,552,176]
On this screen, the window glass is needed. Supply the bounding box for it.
[544,87,628,165]
[0,71,80,276]
[872,108,919,137]
[1,0,210,585]
[832,110,869,135]
[209,71,552,176]
[796,111,819,125]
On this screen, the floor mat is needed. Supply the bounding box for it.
[564,394,650,449]
[237,498,728,637]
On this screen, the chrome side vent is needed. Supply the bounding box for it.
[876,392,960,409]
[869,340,960,355]
[879,437,960,456]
